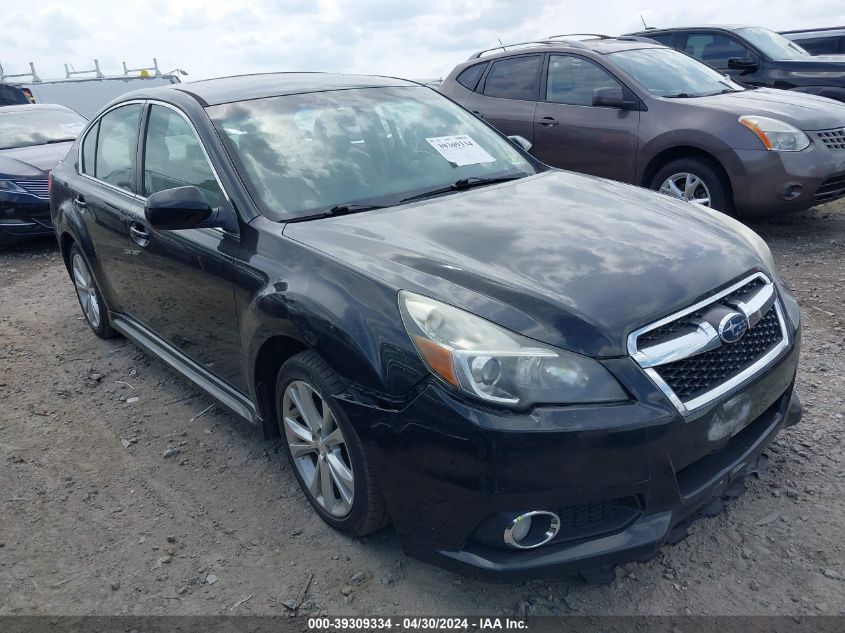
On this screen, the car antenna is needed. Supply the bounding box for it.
[498,37,508,51]
[640,15,650,29]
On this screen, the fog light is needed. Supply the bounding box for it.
[782,184,803,200]
[504,511,560,549]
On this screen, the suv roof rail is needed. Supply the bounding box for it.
[0,61,41,83]
[64,59,106,79]
[548,33,611,40]
[122,58,162,78]
[469,39,588,59]
[614,35,664,44]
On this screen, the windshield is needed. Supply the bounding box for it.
[735,27,811,60]
[608,47,745,98]
[0,108,86,150]
[206,86,540,221]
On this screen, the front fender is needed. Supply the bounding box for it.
[236,223,429,408]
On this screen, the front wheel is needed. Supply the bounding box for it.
[276,350,388,536]
[650,158,732,213]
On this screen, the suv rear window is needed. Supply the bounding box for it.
[483,55,541,101]
[456,63,487,91]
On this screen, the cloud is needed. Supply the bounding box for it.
[0,0,842,84]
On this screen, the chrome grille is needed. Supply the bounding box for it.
[12,179,49,199]
[817,128,845,150]
[656,306,782,401]
[628,273,790,415]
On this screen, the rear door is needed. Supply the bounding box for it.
[74,102,146,313]
[532,54,640,183]
[463,54,541,141]
[127,102,242,387]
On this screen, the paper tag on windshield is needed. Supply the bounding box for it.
[425,135,495,166]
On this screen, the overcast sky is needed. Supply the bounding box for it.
[2,0,844,84]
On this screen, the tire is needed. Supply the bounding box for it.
[650,157,733,214]
[69,243,117,339]
[276,350,388,536]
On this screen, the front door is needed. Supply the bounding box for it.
[683,32,765,86]
[532,54,640,183]
[127,103,243,388]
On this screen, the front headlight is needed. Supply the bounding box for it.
[0,179,27,193]
[738,115,810,152]
[398,291,626,408]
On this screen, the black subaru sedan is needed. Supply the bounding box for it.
[0,104,85,245]
[50,74,801,582]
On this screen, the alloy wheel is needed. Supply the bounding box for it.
[282,380,355,517]
[72,253,102,329]
[659,172,712,206]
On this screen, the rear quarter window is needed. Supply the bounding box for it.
[81,122,98,175]
[456,63,488,91]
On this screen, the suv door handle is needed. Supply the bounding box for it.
[539,116,559,127]
[74,194,87,208]
[471,110,485,119]
[128,221,150,247]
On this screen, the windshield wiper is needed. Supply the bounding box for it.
[663,92,698,99]
[399,174,527,204]
[286,203,388,223]
[45,138,76,144]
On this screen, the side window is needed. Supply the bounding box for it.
[94,104,142,191]
[143,105,222,208]
[482,55,542,101]
[684,33,750,68]
[794,37,838,55]
[645,33,676,47]
[546,55,623,106]
[81,121,98,175]
[456,63,488,91]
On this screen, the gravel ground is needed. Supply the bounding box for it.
[0,201,843,617]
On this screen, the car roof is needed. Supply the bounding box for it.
[467,37,663,61]
[627,25,753,35]
[0,103,77,115]
[782,26,845,36]
[165,72,418,106]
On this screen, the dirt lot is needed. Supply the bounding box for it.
[1,201,843,617]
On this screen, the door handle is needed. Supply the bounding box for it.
[74,194,87,208]
[128,221,150,247]
[471,110,485,119]
[539,116,559,127]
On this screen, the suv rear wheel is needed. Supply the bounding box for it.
[276,350,389,536]
[651,157,732,213]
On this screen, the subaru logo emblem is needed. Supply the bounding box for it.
[719,312,748,344]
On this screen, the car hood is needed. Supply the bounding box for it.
[689,87,845,130]
[283,171,769,357]
[781,54,845,66]
[0,142,74,177]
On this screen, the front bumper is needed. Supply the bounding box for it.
[725,142,845,215]
[0,198,53,245]
[338,321,801,582]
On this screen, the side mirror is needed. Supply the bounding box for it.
[728,57,759,72]
[508,135,532,153]
[145,186,214,230]
[593,86,627,108]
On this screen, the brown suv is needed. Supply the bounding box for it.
[440,36,845,215]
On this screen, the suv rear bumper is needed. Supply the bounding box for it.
[339,327,801,581]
